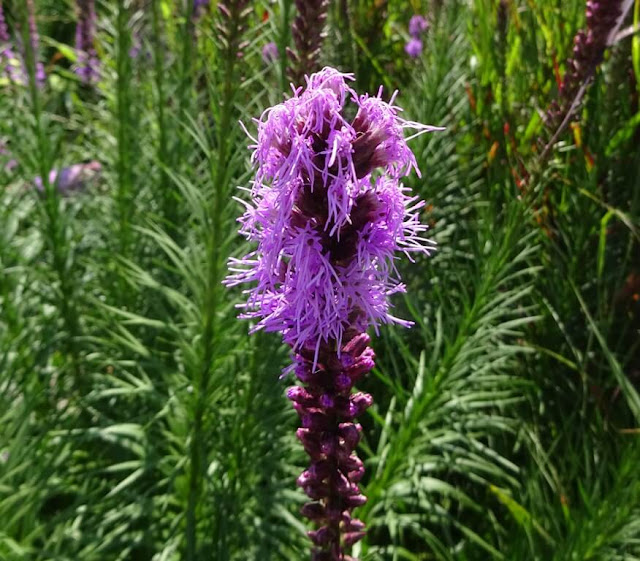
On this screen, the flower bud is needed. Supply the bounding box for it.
[308,526,335,545]
[319,393,335,409]
[320,434,337,456]
[297,428,322,459]
[347,392,373,419]
[343,531,366,546]
[339,423,361,449]
[335,373,353,391]
[344,518,366,532]
[287,386,316,406]
[348,465,365,483]
[301,502,325,520]
[341,454,363,473]
[309,460,331,480]
[302,411,330,431]
[342,333,371,356]
[344,493,367,508]
[304,483,329,500]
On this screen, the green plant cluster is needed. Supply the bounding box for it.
[0,0,638,560]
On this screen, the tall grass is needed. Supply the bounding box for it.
[0,0,638,560]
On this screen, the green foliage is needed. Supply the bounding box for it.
[0,0,638,560]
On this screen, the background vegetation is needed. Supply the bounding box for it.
[0,0,639,559]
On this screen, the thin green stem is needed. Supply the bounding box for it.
[19,2,82,387]
[151,0,171,230]
[184,2,241,558]
[116,0,133,263]
[278,0,292,92]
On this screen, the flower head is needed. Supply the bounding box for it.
[262,41,279,64]
[404,37,423,58]
[0,2,22,83]
[227,67,440,353]
[26,0,45,85]
[75,0,99,84]
[34,161,102,195]
[408,14,429,38]
[193,0,210,19]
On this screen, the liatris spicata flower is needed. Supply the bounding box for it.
[33,161,102,195]
[193,0,210,19]
[0,3,9,49]
[289,0,329,84]
[405,14,428,58]
[408,14,429,38]
[217,0,251,58]
[0,1,21,83]
[404,37,423,58]
[129,31,142,59]
[226,67,441,560]
[75,0,99,84]
[0,140,17,173]
[262,41,278,64]
[546,0,623,128]
[25,0,45,85]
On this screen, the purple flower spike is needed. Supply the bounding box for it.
[26,0,45,85]
[408,14,429,38]
[0,1,21,83]
[75,0,99,85]
[262,41,279,64]
[404,37,423,58]
[193,0,210,19]
[0,4,8,45]
[33,161,102,195]
[0,139,17,173]
[226,67,441,560]
[546,0,626,128]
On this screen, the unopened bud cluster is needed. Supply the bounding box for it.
[547,0,622,128]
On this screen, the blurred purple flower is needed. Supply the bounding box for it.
[193,0,210,19]
[262,41,278,63]
[0,140,17,172]
[129,31,141,59]
[0,3,9,46]
[0,2,22,83]
[34,161,102,195]
[226,67,440,559]
[404,37,423,58]
[26,0,45,85]
[408,14,429,38]
[75,0,100,84]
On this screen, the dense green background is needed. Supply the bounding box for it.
[1,0,639,559]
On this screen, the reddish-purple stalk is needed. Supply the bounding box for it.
[547,0,623,128]
[289,0,329,84]
[289,334,374,560]
[75,0,100,84]
[26,0,45,85]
